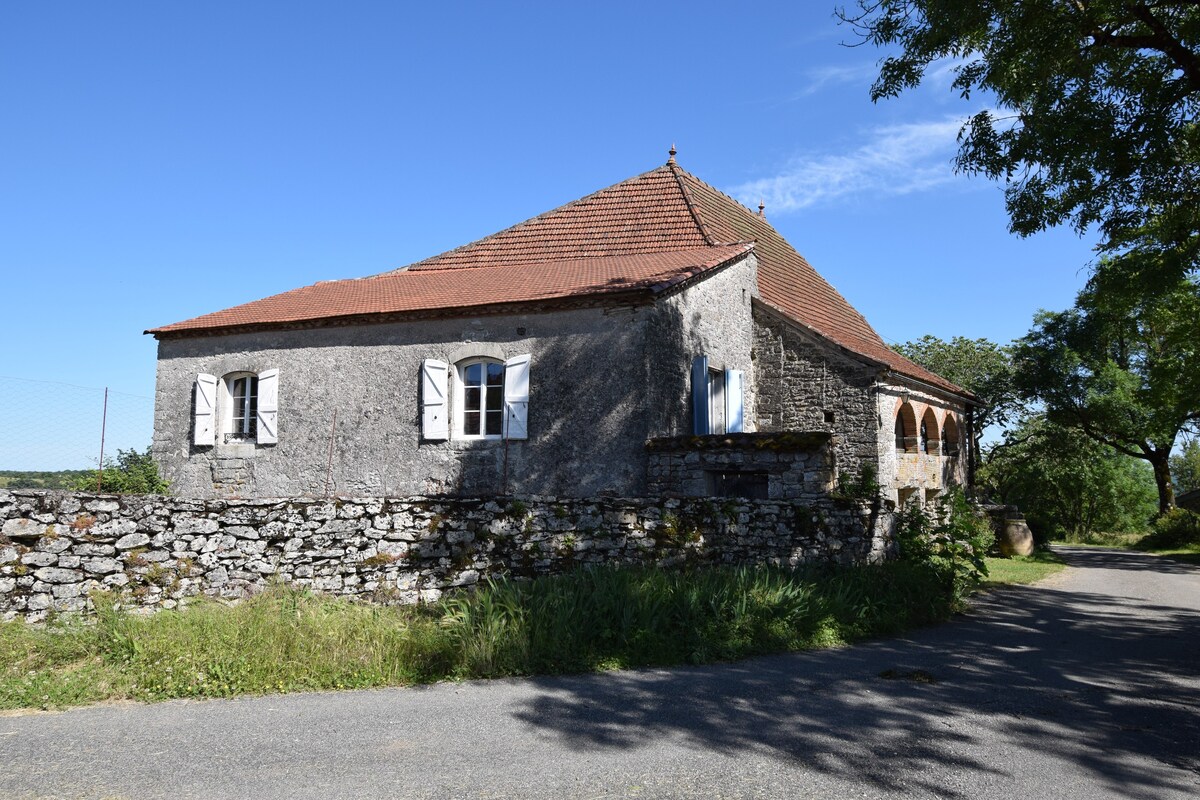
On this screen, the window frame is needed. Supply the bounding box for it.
[454,358,506,440]
[219,372,260,444]
[707,367,727,436]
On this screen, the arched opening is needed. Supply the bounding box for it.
[942,415,961,457]
[920,408,940,455]
[895,403,918,453]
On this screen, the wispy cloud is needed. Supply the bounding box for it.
[792,62,880,98]
[729,117,969,214]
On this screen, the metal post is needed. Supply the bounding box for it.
[324,410,338,497]
[96,388,109,493]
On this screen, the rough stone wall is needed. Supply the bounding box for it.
[751,307,882,486]
[645,253,760,438]
[153,256,758,500]
[0,489,890,623]
[646,433,834,500]
[874,383,969,506]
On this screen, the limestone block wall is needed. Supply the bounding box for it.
[0,489,891,623]
[645,432,835,500]
[152,255,760,501]
[751,305,881,485]
[874,383,969,506]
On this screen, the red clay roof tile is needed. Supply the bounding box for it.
[147,246,751,334]
[150,159,970,398]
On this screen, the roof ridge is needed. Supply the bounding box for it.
[666,161,718,246]
[673,166,890,349]
[380,162,681,276]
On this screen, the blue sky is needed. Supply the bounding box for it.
[1,2,1099,469]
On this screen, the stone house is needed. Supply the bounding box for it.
[148,151,977,506]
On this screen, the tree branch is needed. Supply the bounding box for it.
[1090,4,1200,94]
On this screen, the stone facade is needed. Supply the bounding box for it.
[646,432,834,500]
[874,384,969,507]
[752,303,971,507]
[153,255,759,499]
[752,305,881,484]
[0,489,890,623]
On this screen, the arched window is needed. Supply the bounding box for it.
[920,408,940,455]
[895,403,918,454]
[942,416,961,457]
[457,359,505,438]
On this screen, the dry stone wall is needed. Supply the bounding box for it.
[0,489,891,623]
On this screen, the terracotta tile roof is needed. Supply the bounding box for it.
[401,161,969,397]
[667,167,972,397]
[146,246,751,334]
[150,157,970,399]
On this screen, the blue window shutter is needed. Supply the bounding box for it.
[725,369,744,433]
[691,355,709,434]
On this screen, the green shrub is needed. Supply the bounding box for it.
[72,447,169,495]
[1136,508,1200,551]
[894,487,993,603]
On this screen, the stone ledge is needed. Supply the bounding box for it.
[645,431,831,452]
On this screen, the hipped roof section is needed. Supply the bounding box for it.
[148,158,971,399]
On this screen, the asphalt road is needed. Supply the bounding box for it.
[2,546,1198,800]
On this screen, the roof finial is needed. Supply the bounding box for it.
[758,198,765,217]
[667,143,677,164]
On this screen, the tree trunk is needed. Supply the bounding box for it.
[1150,451,1176,515]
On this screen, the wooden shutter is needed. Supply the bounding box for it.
[256,369,279,444]
[725,369,744,433]
[421,359,449,440]
[193,373,217,447]
[503,354,531,440]
[691,356,709,434]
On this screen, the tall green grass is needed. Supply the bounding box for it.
[1,561,955,710]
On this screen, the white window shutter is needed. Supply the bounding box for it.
[421,359,449,441]
[193,373,217,447]
[691,356,709,434]
[257,369,279,444]
[503,354,531,440]
[725,369,744,433]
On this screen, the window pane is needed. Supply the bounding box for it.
[464,387,481,412]
[486,363,504,386]
[247,378,258,436]
[485,410,503,436]
[464,411,480,436]
[464,363,482,386]
[485,386,503,413]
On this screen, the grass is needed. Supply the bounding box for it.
[1052,531,1146,548]
[1138,544,1200,566]
[981,549,1068,588]
[1,561,958,711]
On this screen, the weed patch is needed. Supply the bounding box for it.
[0,559,959,711]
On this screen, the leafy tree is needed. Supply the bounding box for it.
[1172,438,1200,493]
[1013,269,1200,512]
[838,1,1200,287]
[980,416,1158,540]
[72,448,169,495]
[892,335,1016,469]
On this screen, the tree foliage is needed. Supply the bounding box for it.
[1172,438,1200,493]
[1012,268,1200,511]
[980,416,1158,541]
[839,0,1200,286]
[71,448,169,495]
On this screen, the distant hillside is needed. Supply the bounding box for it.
[0,470,91,490]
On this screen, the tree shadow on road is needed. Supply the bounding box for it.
[509,548,1200,797]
